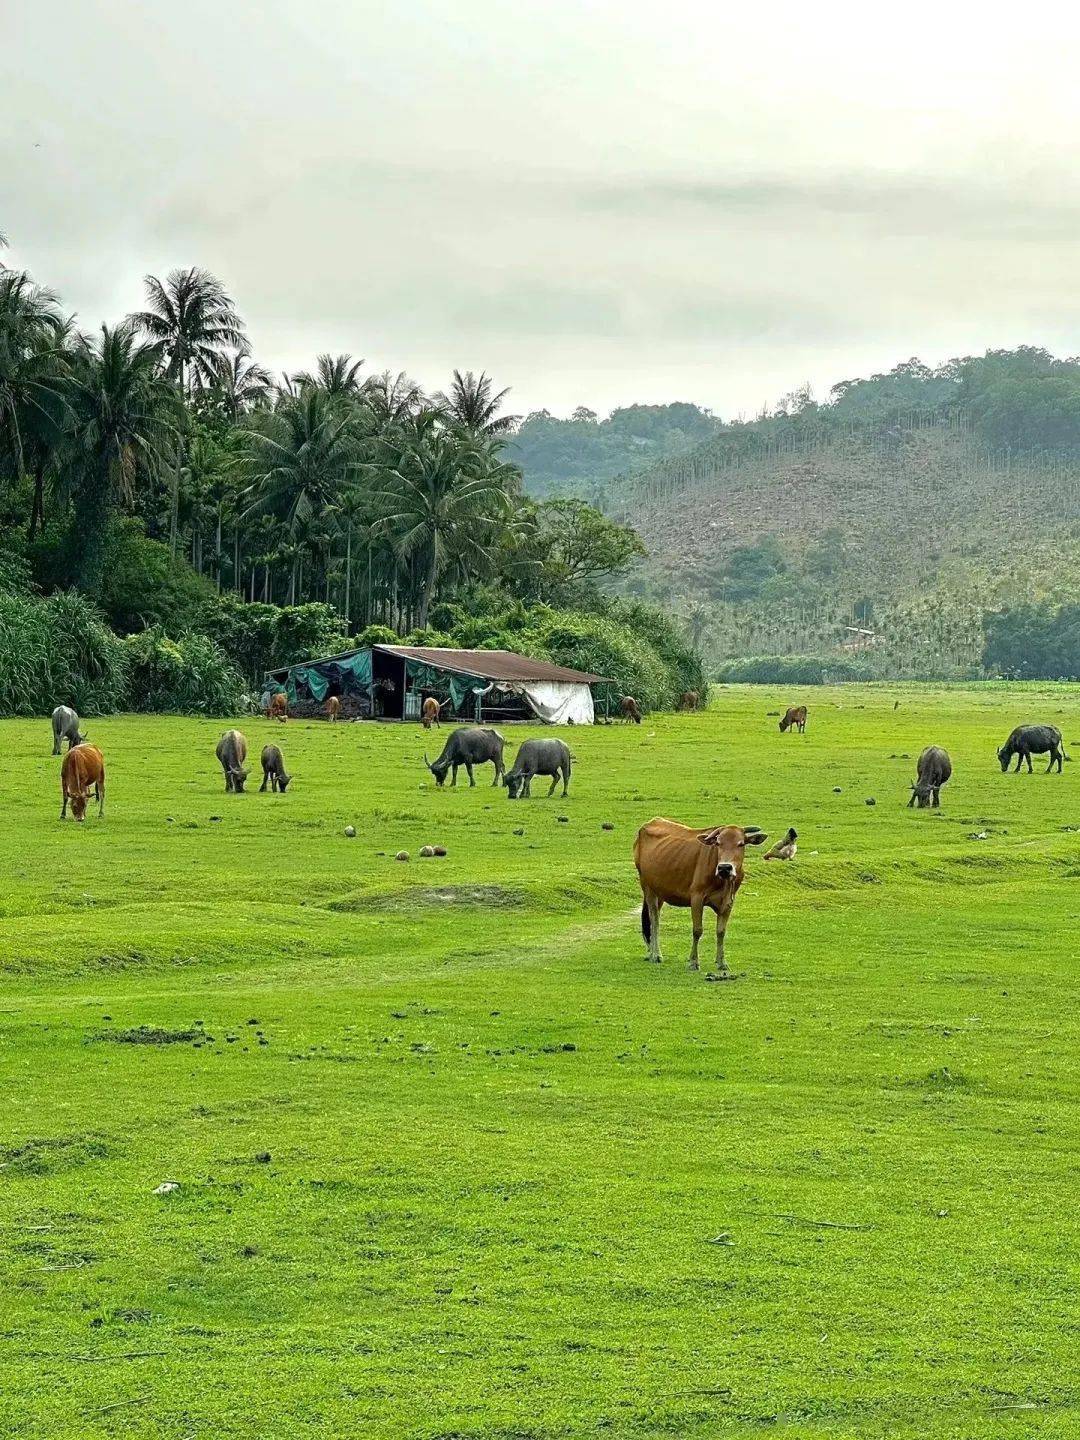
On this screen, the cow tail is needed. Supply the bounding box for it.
[640,899,651,943]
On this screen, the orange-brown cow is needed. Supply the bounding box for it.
[633,817,768,976]
[60,744,105,822]
[619,695,642,724]
[421,696,449,729]
[679,690,700,712]
[779,705,807,734]
[326,696,342,722]
[268,693,288,723]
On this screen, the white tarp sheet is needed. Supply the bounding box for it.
[520,681,594,726]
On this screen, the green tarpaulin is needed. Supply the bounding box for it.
[288,666,329,702]
[284,649,373,703]
[406,659,485,712]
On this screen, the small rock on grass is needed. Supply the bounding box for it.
[344,825,356,838]
[432,845,447,856]
[419,846,435,858]
[865,798,876,806]
[153,1181,180,1196]
[601,822,615,831]
[395,851,410,862]
[832,787,842,794]
[513,827,525,836]
[557,816,570,824]
[254,1151,271,1164]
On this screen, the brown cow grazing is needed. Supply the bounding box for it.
[679,691,700,712]
[215,730,250,793]
[421,696,448,729]
[268,693,288,722]
[326,696,341,722]
[779,705,807,734]
[634,817,768,977]
[620,695,642,724]
[60,744,105,822]
[260,744,292,792]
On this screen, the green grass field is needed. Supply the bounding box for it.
[2,686,1078,1439]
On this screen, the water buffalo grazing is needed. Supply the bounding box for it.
[620,695,642,724]
[51,704,85,755]
[425,726,505,787]
[216,730,250,793]
[764,827,798,860]
[422,696,450,729]
[679,691,700,712]
[634,817,768,975]
[779,705,808,734]
[326,696,341,722]
[909,746,952,807]
[998,724,1068,774]
[60,744,105,821]
[503,738,572,799]
[268,693,288,722]
[260,744,292,793]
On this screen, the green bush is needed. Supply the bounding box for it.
[200,595,350,681]
[0,589,127,716]
[715,654,879,685]
[122,629,245,714]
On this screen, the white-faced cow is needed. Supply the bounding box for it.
[634,817,768,978]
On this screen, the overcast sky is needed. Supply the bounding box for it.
[5,1,1080,418]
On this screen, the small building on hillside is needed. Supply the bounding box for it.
[264,644,612,725]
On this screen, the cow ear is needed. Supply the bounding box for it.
[698,828,722,846]
[744,829,769,845]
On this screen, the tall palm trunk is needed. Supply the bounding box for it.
[344,525,352,627]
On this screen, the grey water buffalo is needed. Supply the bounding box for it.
[779,705,807,734]
[216,730,250,792]
[503,738,572,799]
[998,724,1068,774]
[60,744,105,821]
[259,744,292,793]
[51,705,85,755]
[634,817,768,976]
[909,746,952,807]
[425,726,505,787]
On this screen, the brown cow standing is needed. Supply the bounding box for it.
[620,695,642,724]
[634,817,768,976]
[60,744,105,822]
[268,693,288,722]
[779,705,807,733]
[326,696,342,722]
[679,691,700,712]
[422,696,449,729]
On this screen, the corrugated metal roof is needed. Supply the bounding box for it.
[376,645,610,685]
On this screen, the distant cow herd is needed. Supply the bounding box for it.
[46,700,1070,980]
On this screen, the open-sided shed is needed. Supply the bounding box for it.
[265,644,612,724]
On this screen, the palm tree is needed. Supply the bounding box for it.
[241,388,361,601]
[211,347,273,420]
[64,322,178,586]
[375,411,513,626]
[436,369,518,437]
[134,267,246,394]
[0,271,70,523]
[295,352,365,401]
[364,370,424,425]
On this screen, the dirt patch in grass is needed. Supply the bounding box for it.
[329,884,527,913]
[95,1025,201,1045]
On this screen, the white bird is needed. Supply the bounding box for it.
[764,827,798,861]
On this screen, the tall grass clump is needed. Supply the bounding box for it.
[0,590,127,716]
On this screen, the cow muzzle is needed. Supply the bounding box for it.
[715,862,736,880]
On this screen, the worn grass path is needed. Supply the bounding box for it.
[1,685,1078,1438]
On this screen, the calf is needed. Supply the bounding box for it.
[998,724,1067,774]
[422,696,448,729]
[215,729,250,792]
[425,726,505,787]
[503,738,571,799]
[909,746,952,807]
[268,693,288,722]
[51,704,86,755]
[779,705,807,734]
[60,744,105,822]
[679,691,700,712]
[260,744,292,792]
[634,817,768,976]
[620,695,642,724]
[326,696,342,722]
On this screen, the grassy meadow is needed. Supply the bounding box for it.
[2,685,1078,1439]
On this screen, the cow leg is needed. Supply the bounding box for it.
[260,772,269,792]
[713,915,730,978]
[647,897,663,962]
[450,763,459,787]
[688,898,704,970]
[60,789,68,820]
[97,781,105,818]
[466,762,476,787]
[932,787,940,808]
[1025,753,1033,773]
[547,774,558,797]
[561,764,570,796]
